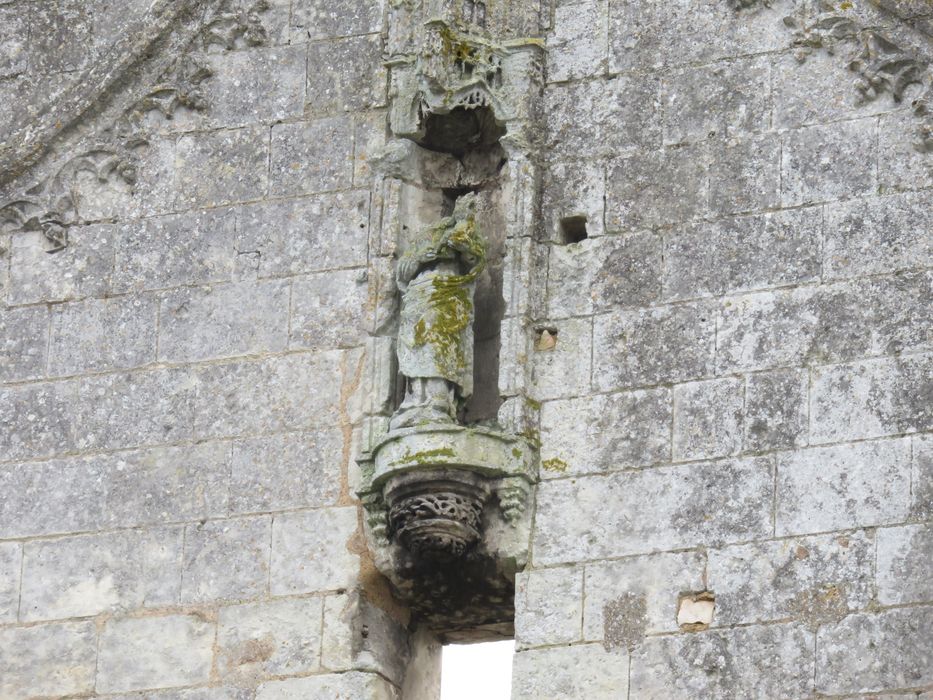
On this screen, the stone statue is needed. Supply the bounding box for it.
[391,193,486,430]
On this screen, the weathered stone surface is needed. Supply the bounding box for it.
[292,0,385,40]
[776,439,912,536]
[182,516,272,604]
[630,622,815,699]
[876,523,933,606]
[816,608,933,694]
[708,132,782,215]
[158,280,290,362]
[0,621,98,698]
[547,0,608,82]
[306,35,386,115]
[0,303,49,382]
[290,268,368,349]
[0,380,76,461]
[511,644,629,700]
[541,161,606,240]
[175,126,270,209]
[708,531,874,627]
[515,566,583,648]
[913,435,933,520]
[672,377,744,461]
[20,527,183,621]
[97,614,215,693]
[270,117,354,196]
[879,109,933,193]
[592,301,716,391]
[217,596,324,681]
[256,671,399,700]
[531,317,592,400]
[583,551,705,642]
[534,457,772,565]
[744,368,808,451]
[663,208,821,301]
[270,507,358,595]
[0,541,21,622]
[540,387,671,477]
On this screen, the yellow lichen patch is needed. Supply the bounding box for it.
[542,457,568,473]
[390,446,456,467]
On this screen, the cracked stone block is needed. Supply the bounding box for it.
[707,531,874,627]
[270,117,354,196]
[533,457,771,565]
[181,516,272,604]
[270,507,358,595]
[515,566,583,648]
[49,295,157,376]
[306,35,387,115]
[531,317,592,400]
[672,377,744,461]
[630,622,815,700]
[0,380,76,461]
[0,304,49,382]
[289,268,368,349]
[592,301,715,392]
[547,0,608,82]
[217,596,324,681]
[234,191,369,278]
[20,527,183,622]
[8,225,115,304]
[823,190,933,280]
[175,126,270,209]
[709,132,782,215]
[112,209,236,293]
[158,280,290,362]
[810,354,932,444]
[512,644,629,700]
[879,109,933,192]
[546,231,662,318]
[0,541,21,622]
[0,621,97,698]
[583,551,705,643]
[777,438,911,536]
[876,523,933,606]
[816,608,933,695]
[913,435,933,520]
[256,671,400,700]
[662,55,770,145]
[540,386,671,477]
[744,368,808,451]
[782,119,877,206]
[97,614,215,693]
[663,207,821,301]
[292,0,385,40]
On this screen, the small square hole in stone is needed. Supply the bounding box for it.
[559,216,588,244]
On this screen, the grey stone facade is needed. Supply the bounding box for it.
[0,0,931,699]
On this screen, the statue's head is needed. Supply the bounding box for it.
[452,192,477,220]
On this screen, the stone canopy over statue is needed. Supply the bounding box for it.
[391,193,486,430]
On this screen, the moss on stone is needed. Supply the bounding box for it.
[542,457,568,473]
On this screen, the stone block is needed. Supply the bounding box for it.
[292,0,385,40]
[876,523,933,606]
[606,144,709,231]
[709,132,782,215]
[0,621,97,698]
[744,368,808,451]
[672,377,743,461]
[0,4,28,78]
[182,516,272,604]
[782,119,877,206]
[0,380,76,461]
[583,551,705,643]
[546,231,662,318]
[816,608,933,694]
[708,531,874,627]
[0,303,48,382]
[112,209,236,293]
[290,268,368,349]
[270,506,358,595]
[306,35,386,116]
[28,0,92,74]
[515,566,583,648]
[217,596,324,681]
[823,190,933,280]
[662,55,770,145]
[878,109,933,192]
[158,280,290,362]
[511,644,629,700]
[663,207,821,301]
[810,354,932,444]
[0,541,21,622]
[592,301,716,392]
[20,527,183,621]
[541,160,606,240]
[545,74,659,160]
[547,0,608,82]
[913,435,933,520]
[7,226,115,304]
[776,439,912,536]
[97,614,215,693]
[230,430,343,514]
[48,295,157,375]
[352,109,389,185]
[270,118,354,197]
[530,317,591,400]
[533,457,772,565]
[539,387,671,477]
[630,622,815,699]
[256,671,399,700]
[175,126,269,209]
[234,191,369,278]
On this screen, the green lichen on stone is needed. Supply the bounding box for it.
[390,446,456,467]
[524,397,542,411]
[542,457,568,473]
[511,447,523,459]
